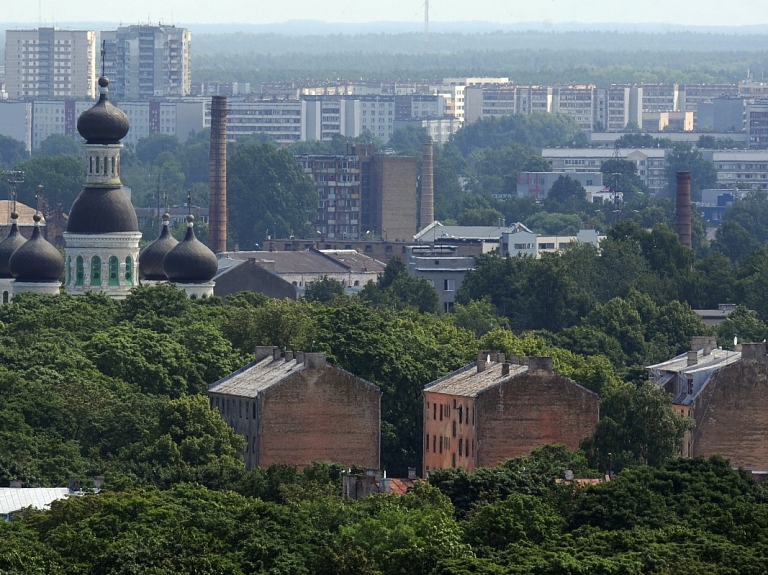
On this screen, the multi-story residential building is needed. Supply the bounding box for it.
[296,144,417,241]
[463,85,515,124]
[423,352,599,474]
[681,83,740,129]
[209,347,381,470]
[406,244,473,312]
[4,28,97,99]
[501,229,603,258]
[102,25,191,99]
[215,99,304,144]
[358,95,396,141]
[303,98,361,141]
[542,148,668,196]
[554,86,596,132]
[746,100,768,149]
[0,101,32,150]
[393,117,462,145]
[595,86,638,132]
[395,94,446,121]
[516,86,554,115]
[642,111,694,132]
[516,171,604,200]
[636,83,681,113]
[701,149,768,190]
[28,99,205,149]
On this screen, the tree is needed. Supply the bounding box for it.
[715,304,768,346]
[546,175,587,205]
[304,276,346,303]
[36,134,82,157]
[359,257,439,314]
[14,155,84,211]
[664,142,717,201]
[388,125,431,155]
[0,134,27,169]
[135,133,180,165]
[583,381,691,471]
[228,142,317,250]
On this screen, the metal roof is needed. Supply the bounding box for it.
[414,221,531,242]
[424,361,529,397]
[208,356,307,398]
[0,488,70,516]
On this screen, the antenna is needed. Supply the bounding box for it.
[187,190,192,215]
[424,0,429,54]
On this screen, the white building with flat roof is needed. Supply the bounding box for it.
[4,28,97,99]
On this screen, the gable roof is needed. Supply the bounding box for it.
[1,487,69,517]
[208,355,307,398]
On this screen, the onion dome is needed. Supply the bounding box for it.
[9,214,64,282]
[139,213,179,280]
[77,77,130,144]
[163,215,218,282]
[0,212,27,278]
[67,188,139,234]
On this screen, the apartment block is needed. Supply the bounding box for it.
[423,352,598,474]
[297,144,417,241]
[746,100,768,149]
[4,28,97,99]
[102,25,191,99]
[359,95,396,141]
[554,86,596,132]
[701,149,768,190]
[542,148,667,196]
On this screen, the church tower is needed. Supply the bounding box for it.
[64,76,141,298]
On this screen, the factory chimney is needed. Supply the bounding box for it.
[420,138,434,230]
[208,96,228,253]
[674,171,692,249]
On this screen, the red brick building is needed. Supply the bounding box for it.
[208,346,381,469]
[423,351,599,475]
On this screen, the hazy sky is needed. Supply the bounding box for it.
[4,0,768,27]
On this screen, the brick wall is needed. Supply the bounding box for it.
[475,372,599,468]
[692,357,768,469]
[258,366,381,469]
[424,392,476,474]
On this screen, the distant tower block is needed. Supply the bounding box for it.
[420,139,434,230]
[209,95,228,253]
[675,171,692,248]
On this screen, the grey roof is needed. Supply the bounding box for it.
[208,356,308,398]
[414,221,531,242]
[139,221,178,280]
[319,250,386,273]
[77,77,130,144]
[217,249,355,275]
[424,361,529,397]
[0,488,70,516]
[9,224,64,282]
[647,348,741,375]
[163,223,217,282]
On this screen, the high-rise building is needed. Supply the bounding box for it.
[102,25,191,100]
[4,28,97,99]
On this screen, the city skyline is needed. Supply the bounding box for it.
[2,0,767,28]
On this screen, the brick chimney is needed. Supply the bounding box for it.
[687,351,698,367]
[304,352,327,369]
[255,346,277,362]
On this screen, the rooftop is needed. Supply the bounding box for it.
[0,487,70,517]
[425,361,529,397]
[208,355,307,398]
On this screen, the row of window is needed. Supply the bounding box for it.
[428,400,472,424]
[425,433,472,458]
[67,255,133,287]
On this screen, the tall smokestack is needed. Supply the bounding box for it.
[675,171,692,249]
[208,96,227,253]
[420,139,434,230]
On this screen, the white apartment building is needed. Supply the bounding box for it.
[0,101,32,151]
[501,229,604,258]
[303,98,361,141]
[212,100,305,145]
[746,100,768,149]
[358,96,396,141]
[4,28,97,99]
[554,86,596,132]
[31,100,91,149]
[102,25,191,99]
[541,148,667,196]
[701,150,768,190]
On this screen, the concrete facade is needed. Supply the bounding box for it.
[208,348,381,470]
[4,28,97,100]
[423,352,599,475]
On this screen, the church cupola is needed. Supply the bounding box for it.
[10,213,64,296]
[139,212,178,281]
[163,215,218,298]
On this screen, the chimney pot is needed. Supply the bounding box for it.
[285,350,294,362]
[502,362,510,376]
[687,351,698,367]
[273,348,281,361]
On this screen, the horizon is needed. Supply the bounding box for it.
[2,0,768,29]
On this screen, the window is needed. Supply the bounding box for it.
[125,256,133,285]
[444,279,455,291]
[433,435,436,452]
[433,403,437,420]
[108,256,119,286]
[452,421,456,437]
[458,439,463,458]
[426,434,430,452]
[90,256,101,285]
[2,291,8,304]
[452,452,456,467]
[75,256,84,286]
[440,404,443,421]
[439,438,443,453]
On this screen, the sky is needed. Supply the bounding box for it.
[3,0,768,28]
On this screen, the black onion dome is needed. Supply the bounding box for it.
[163,217,218,282]
[77,77,130,144]
[9,216,64,282]
[67,188,139,233]
[0,216,27,278]
[139,215,179,280]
